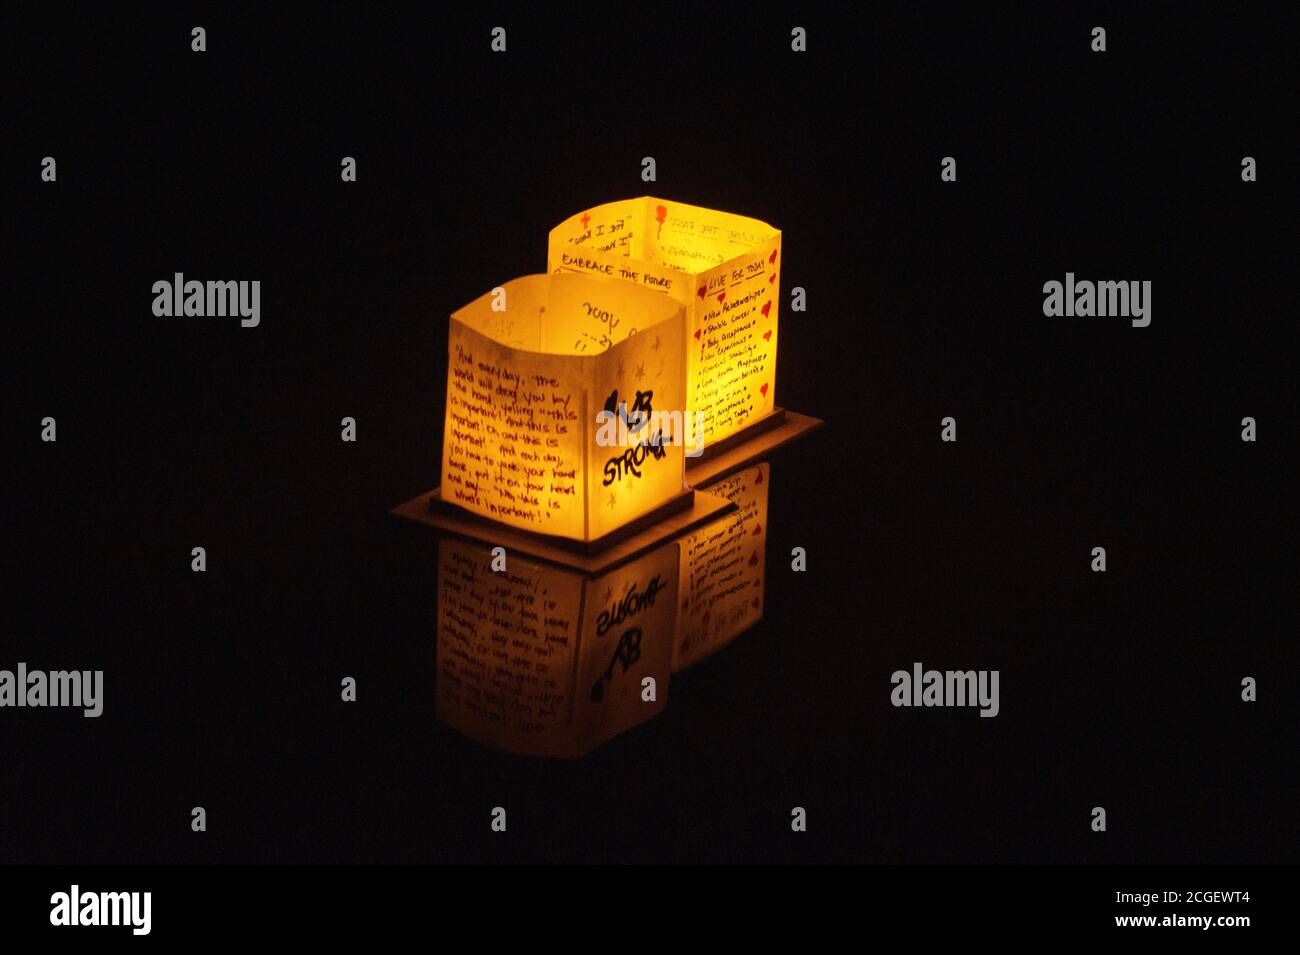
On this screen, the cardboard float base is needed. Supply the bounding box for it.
[391,487,735,574]
[687,408,789,464]
[392,408,822,571]
[686,408,825,487]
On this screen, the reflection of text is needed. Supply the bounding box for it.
[591,628,642,703]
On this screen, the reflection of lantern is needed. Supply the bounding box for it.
[435,535,678,758]
[549,198,782,455]
[438,272,690,546]
[675,462,770,671]
[432,460,774,758]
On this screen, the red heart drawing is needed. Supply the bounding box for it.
[716,291,726,303]
[748,552,759,567]
[754,470,764,484]
[762,329,772,341]
[759,383,769,397]
[769,248,778,265]
[760,301,771,318]
[697,285,707,300]
[752,522,762,536]
[768,274,776,284]
[693,328,702,341]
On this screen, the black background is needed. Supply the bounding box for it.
[4,3,1295,866]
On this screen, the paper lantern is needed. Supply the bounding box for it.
[439,272,689,545]
[435,535,678,758]
[675,462,770,671]
[548,197,781,453]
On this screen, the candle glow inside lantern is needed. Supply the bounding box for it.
[439,272,689,544]
[549,197,781,454]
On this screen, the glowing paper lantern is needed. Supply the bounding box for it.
[675,462,770,671]
[435,535,678,757]
[440,272,689,544]
[548,198,781,453]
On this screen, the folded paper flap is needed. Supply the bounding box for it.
[640,198,779,274]
[451,274,548,351]
[550,197,779,278]
[544,271,683,355]
[550,197,644,259]
[452,272,683,358]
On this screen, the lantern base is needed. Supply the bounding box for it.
[686,408,825,487]
[688,408,789,463]
[390,487,736,574]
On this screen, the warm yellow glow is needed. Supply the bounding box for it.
[435,535,678,758]
[441,272,687,541]
[549,198,781,449]
[674,462,770,671]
